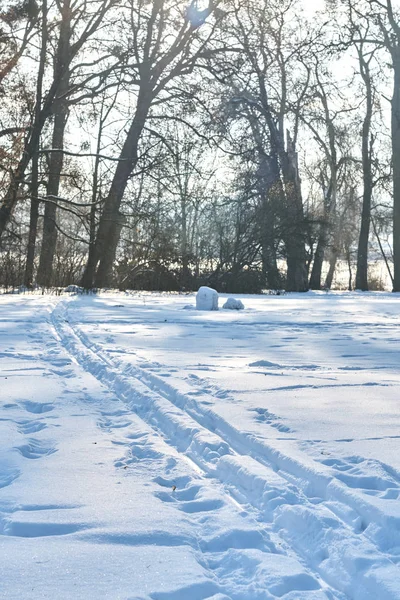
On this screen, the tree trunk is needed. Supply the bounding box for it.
[281,133,308,292]
[324,246,339,289]
[81,93,112,290]
[81,149,101,290]
[346,247,353,291]
[258,155,281,289]
[24,154,40,288]
[285,237,308,292]
[355,160,372,291]
[372,216,394,288]
[94,211,126,287]
[37,0,70,287]
[258,77,308,292]
[309,226,328,290]
[261,207,280,289]
[180,197,190,289]
[24,0,47,288]
[81,242,98,290]
[392,55,400,291]
[309,176,337,290]
[36,104,69,286]
[355,51,373,291]
[262,242,281,289]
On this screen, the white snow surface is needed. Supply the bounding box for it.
[196,286,219,311]
[1,291,400,599]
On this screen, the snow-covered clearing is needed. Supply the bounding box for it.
[0,291,400,599]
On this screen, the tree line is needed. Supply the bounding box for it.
[0,0,399,293]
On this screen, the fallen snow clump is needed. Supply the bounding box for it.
[196,286,218,311]
[223,297,244,310]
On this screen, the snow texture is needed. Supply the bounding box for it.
[196,286,219,311]
[1,291,400,599]
[223,297,244,310]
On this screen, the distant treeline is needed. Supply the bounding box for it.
[0,0,398,292]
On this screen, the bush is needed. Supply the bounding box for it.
[198,269,264,294]
[119,264,181,292]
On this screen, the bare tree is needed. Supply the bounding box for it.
[216,0,313,291]
[351,0,400,290]
[24,0,48,288]
[36,0,72,286]
[0,0,38,85]
[0,0,117,241]
[354,29,376,290]
[300,56,354,290]
[82,0,225,288]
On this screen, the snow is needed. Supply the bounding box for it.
[223,297,244,310]
[1,291,400,599]
[196,286,218,311]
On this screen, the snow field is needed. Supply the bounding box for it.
[56,297,400,598]
[0,291,400,599]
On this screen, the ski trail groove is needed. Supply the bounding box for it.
[52,301,400,600]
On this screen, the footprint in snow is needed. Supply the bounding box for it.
[154,476,225,515]
[0,468,20,490]
[319,455,400,497]
[100,409,130,417]
[17,420,47,434]
[15,438,57,459]
[48,358,72,367]
[1,520,89,538]
[114,436,167,469]
[251,407,292,433]
[97,417,132,431]
[48,368,75,378]
[20,401,54,414]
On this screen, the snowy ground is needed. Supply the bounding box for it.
[0,291,400,599]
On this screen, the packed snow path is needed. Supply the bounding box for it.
[0,293,400,599]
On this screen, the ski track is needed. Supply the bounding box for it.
[12,299,318,600]
[46,300,337,600]
[50,299,400,600]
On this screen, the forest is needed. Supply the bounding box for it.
[0,0,399,293]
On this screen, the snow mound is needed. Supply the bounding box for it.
[196,286,218,311]
[249,360,281,368]
[223,297,244,310]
